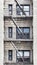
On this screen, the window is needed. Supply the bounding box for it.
[17,51,23,57]
[8,50,12,60]
[17,51,23,62]
[16,5,30,16]
[24,51,30,63]
[16,50,30,63]
[23,5,30,16]
[16,5,23,15]
[8,4,12,15]
[16,27,30,39]
[23,27,30,39]
[8,27,12,38]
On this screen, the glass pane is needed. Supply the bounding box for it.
[19,28,23,33]
[9,56,12,60]
[24,51,29,57]
[17,51,23,57]
[9,27,12,33]
[24,6,29,11]
[16,28,23,34]
[9,4,12,10]
[9,6,12,10]
[20,12,23,15]
[20,6,23,8]
[25,12,29,16]
[16,6,20,11]
[16,6,23,15]
[8,50,12,60]
[9,50,12,55]
[20,28,23,33]
[16,28,20,34]
[24,28,29,33]
[9,11,12,15]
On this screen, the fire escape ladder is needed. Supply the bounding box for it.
[11,41,24,63]
[10,16,25,38]
[9,16,25,63]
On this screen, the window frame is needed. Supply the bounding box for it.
[16,50,23,62]
[23,5,30,15]
[8,27,12,38]
[16,27,30,39]
[16,50,30,63]
[8,4,12,15]
[16,4,30,15]
[23,27,30,39]
[8,50,13,61]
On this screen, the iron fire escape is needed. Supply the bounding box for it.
[4,0,30,64]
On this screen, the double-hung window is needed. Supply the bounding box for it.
[16,50,30,63]
[8,27,12,38]
[16,5,30,16]
[23,5,30,16]
[8,4,12,15]
[8,50,12,61]
[16,27,30,39]
[16,5,23,15]
[23,27,30,39]
[24,51,30,63]
[17,51,23,62]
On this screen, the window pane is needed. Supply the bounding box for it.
[16,27,30,39]
[8,50,12,60]
[9,27,12,32]
[24,6,29,11]
[20,27,23,33]
[24,28,29,33]
[24,51,29,57]
[24,51,30,63]
[25,12,29,16]
[9,11,12,15]
[8,4,12,15]
[20,12,23,15]
[9,6,12,10]
[16,50,30,62]
[16,5,23,15]
[9,51,12,55]
[9,4,12,10]
[8,27,12,38]
[16,5,30,15]
[17,51,23,57]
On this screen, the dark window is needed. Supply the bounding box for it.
[8,4,12,15]
[16,5,30,16]
[16,50,30,63]
[8,27,12,38]
[16,5,23,15]
[16,27,30,39]
[23,27,30,39]
[8,50,12,61]
[24,51,30,63]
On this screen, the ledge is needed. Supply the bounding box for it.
[4,39,33,42]
[4,62,33,65]
[4,15,33,21]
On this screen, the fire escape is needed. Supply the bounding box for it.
[4,0,33,65]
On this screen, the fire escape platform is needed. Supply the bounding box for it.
[4,39,33,42]
[4,15,33,20]
[4,62,33,65]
